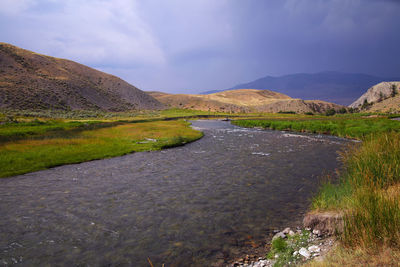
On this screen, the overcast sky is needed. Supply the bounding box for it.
[1,0,400,93]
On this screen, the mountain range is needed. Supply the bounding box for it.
[2,42,398,114]
[203,72,400,106]
[148,89,344,114]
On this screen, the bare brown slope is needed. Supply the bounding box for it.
[349,82,400,112]
[0,43,164,111]
[148,89,345,113]
[364,94,400,113]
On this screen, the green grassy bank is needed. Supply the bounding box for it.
[233,115,400,265]
[0,119,203,178]
[232,117,400,139]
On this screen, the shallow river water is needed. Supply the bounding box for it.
[0,120,349,266]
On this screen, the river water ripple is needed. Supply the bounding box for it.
[0,120,349,266]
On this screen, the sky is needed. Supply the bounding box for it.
[1,0,400,93]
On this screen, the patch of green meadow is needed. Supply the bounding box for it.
[232,117,400,139]
[0,120,202,178]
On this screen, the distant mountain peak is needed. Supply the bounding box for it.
[202,71,399,105]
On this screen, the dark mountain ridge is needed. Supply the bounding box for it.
[0,43,164,111]
[203,71,400,105]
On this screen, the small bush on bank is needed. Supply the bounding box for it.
[325,109,336,116]
[267,230,311,267]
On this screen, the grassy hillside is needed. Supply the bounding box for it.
[0,42,164,111]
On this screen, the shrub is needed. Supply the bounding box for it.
[391,84,398,97]
[325,109,336,116]
[278,111,296,114]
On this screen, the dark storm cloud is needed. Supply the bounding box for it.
[0,0,399,92]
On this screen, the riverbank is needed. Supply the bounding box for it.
[0,118,203,177]
[231,116,400,266]
[0,108,328,178]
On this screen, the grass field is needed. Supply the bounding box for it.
[232,116,400,139]
[232,115,400,265]
[0,119,202,178]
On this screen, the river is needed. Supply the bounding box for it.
[0,120,349,266]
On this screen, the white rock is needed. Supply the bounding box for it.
[299,247,311,259]
[288,230,295,236]
[272,231,286,240]
[313,229,321,236]
[282,227,291,234]
[308,245,321,253]
[293,251,298,256]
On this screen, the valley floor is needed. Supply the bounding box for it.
[1,109,400,266]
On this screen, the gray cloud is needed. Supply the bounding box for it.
[0,0,399,93]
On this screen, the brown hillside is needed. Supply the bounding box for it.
[148,89,345,113]
[0,43,164,111]
[364,94,400,113]
[349,82,400,112]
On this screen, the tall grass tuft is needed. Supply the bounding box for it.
[314,132,400,248]
[343,188,400,248]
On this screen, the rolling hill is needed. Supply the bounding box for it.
[204,72,400,106]
[0,43,164,111]
[349,81,400,112]
[148,89,345,114]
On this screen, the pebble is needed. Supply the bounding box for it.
[229,227,335,267]
[299,247,311,259]
[312,229,321,236]
[272,231,286,240]
[308,245,321,253]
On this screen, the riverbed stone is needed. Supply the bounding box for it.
[308,245,321,253]
[312,229,321,236]
[272,231,286,240]
[299,247,311,259]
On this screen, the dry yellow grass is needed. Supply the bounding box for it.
[305,245,400,267]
